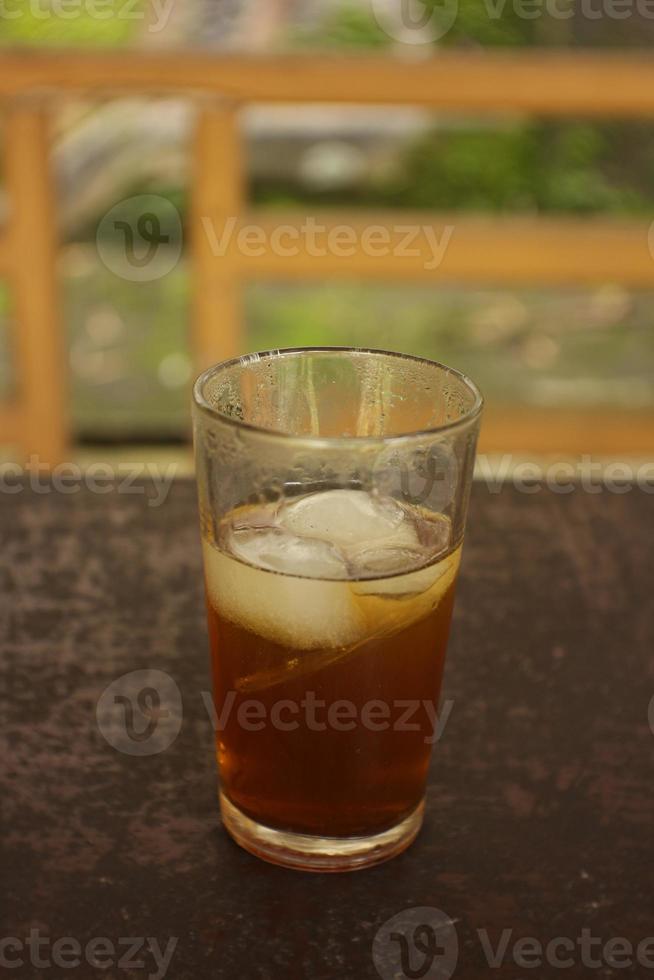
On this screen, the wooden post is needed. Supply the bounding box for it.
[4,101,68,466]
[191,102,244,371]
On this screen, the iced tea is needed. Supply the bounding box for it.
[204,489,460,842]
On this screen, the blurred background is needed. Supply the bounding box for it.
[1,0,653,473]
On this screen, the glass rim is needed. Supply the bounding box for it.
[193,346,484,446]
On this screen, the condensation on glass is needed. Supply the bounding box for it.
[193,347,482,872]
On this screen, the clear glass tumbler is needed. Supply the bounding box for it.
[193,347,482,871]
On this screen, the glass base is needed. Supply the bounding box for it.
[219,791,424,872]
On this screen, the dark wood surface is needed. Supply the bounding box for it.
[2,480,653,979]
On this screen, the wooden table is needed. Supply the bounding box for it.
[2,481,653,979]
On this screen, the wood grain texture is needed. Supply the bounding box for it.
[479,406,654,455]
[211,210,654,286]
[191,103,244,370]
[1,482,653,978]
[3,102,68,465]
[2,50,654,115]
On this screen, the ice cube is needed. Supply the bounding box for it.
[279,488,420,562]
[204,491,459,659]
[346,542,430,579]
[350,546,462,639]
[352,545,460,599]
[225,524,347,580]
[203,538,365,651]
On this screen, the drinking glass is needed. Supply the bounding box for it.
[193,347,482,871]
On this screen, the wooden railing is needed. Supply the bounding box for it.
[2,49,654,462]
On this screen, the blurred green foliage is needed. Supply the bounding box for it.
[53,257,654,438]
[252,118,654,215]
[295,0,643,49]
[3,0,654,220]
[285,3,654,215]
[295,0,559,49]
[291,3,390,48]
[375,121,651,213]
[0,0,141,45]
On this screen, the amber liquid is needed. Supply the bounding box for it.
[204,511,459,838]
